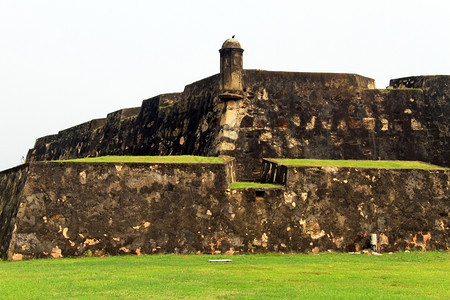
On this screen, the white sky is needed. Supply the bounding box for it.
[1,0,449,170]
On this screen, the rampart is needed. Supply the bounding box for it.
[224,72,449,179]
[3,38,448,259]
[3,159,234,260]
[259,159,449,252]
[26,75,223,162]
[1,158,448,260]
[26,72,450,181]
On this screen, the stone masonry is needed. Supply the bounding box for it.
[1,38,449,259]
[25,38,449,180]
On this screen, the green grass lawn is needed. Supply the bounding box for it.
[272,159,449,170]
[54,155,227,164]
[1,252,448,299]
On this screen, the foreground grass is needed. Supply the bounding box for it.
[273,159,448,170]
[54,155,227,164]
[1,252,448,299]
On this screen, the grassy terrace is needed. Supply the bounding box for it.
[272,159,449,170]
[51,157,448,170]
[1,252,448,299]
[54,155,227,164]
[362,88,423,92]
[229,182,284,189]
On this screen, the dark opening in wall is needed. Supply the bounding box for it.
[255,190,265,201]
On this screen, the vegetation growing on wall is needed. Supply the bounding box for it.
[272,159,449,170]
[54,155,228,164]
[229,182,284,189]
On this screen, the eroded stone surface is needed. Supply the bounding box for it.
[260,159,449,252]
[4,161,232,259]
[0,165,28,260]
[1,159,448,259]
[25,73,450,181]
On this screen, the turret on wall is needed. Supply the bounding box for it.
[219,37,244,99]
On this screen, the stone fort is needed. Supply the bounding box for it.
[1,38,449,260]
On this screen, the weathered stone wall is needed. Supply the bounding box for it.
[6,160,234,260]
[128,76,224,157]
[260,159,288,185]
[2,158,448,260]
[27,75,225,162]
[258,160,449,252]
[0,165,28,259]
[223,72,449,180]
[26,72,449,181]
[390,75,450,165]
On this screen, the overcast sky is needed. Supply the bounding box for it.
[1,0,449,170]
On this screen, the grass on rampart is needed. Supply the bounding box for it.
[55,155,227,164]
[363,88,423,92]
[229,182,284,189]
[272,159,448,170]
[0,252,448,299]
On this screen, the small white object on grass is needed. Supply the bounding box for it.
[208,259,232,262]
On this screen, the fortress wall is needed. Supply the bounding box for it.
[26,75,224,162]
[360,88,449,166]
[26,95,172,161]
[285,166,449,252]
[130,74,223,157]
[25,72,449,182]
[253,161,449,253]
[390,75,450,90]
[220,71,378,179]
[0,165,28,259]
[229,72,449,180]
[7,160,233,260]
[391,76,450,166]
[3,159,448,260]
[95,107,142,156]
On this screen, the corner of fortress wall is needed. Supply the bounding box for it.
[0,164,29,260]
